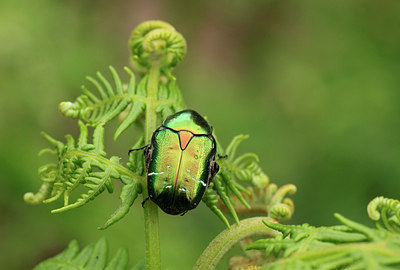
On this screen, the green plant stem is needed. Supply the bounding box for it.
[193,217,280,270]
[143,61,161,270]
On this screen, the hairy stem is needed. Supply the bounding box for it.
[193,217,280,270]
[143,61,161,270]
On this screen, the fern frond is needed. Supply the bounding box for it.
[367,196,400,232]
[33,238,145,270]
[204,134,295,227]
[129,20,186,70]
[99,178,142,230]
[202,181,231,228]
[212,174,241,224]
[245,197,400,270]
[58,66,186,140]
[59,66,146,140]
[24,121,144,228]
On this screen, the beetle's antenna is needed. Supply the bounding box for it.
[128,144,149,155]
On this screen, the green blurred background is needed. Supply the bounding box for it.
[1,0,399,269]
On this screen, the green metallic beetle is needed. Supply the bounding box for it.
[130,109,219,215]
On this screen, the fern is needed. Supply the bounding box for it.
[129,20,186,71]
[368,196,400,233]
[25,19,400,270]
[245,196,400,269]
[203,134,296,227]
[26,60,283,231]
[60,65,185,140]
[24,20,309,270]
[33,238,145,270]
[26,20,297,270]
[24,63,277,230]
[24,120,144,229]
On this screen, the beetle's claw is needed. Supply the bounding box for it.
[217,154,228,159]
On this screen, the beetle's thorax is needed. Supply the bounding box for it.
[162,109,212,135]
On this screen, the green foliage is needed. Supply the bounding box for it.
[245,196,400,269]
[24,20,284,231]
[58,65,184,141]
[59,66,145,140]
[25,19,301,270]
[24,61,276,230]
[27,18,398,270]
[33,238,145,270]
[24,20,302,270]
[203,134,278,227]
[367,196,400,233]
[194,217,280,270]
[23,21,187,232]
[202,134,296,228]
[225,184,297,221]
[23,120,144,229]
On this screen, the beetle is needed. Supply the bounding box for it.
[130,109,219,215]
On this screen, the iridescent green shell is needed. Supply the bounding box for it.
[146,110,217,215]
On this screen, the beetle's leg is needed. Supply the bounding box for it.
[212,161,219,176]
[208,159,220,184]
[141,196,150,207]
[128,144,149,155]
[217,154,228,159]
[144,146,153,171]
[180,211,188,216]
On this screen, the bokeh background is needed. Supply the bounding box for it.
[1,0,399,269]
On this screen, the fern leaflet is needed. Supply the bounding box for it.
[24,121,144,228]
[33,238,145,270]
[246,197,400,269]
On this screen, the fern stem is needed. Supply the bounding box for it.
[193,217,280,270]
[143,60,161,270]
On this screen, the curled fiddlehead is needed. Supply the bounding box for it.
[367,196,400,232]
[225,184,296,220]
[129,20,187,72]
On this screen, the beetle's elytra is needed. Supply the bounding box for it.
[135,109,219,215]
